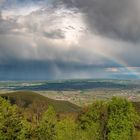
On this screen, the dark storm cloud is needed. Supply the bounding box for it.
[2,0,140,43]
[0,0,140,80]
[60,0,140,42]
[0,59,110,80]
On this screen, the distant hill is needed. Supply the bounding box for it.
[1,91,139,113]
[1,80,140,91]
[0,91,81,121]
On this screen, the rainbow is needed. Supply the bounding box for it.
[95,50,140,79]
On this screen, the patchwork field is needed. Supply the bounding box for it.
[0,79,140,106]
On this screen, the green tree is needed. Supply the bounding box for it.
[0,97,29,140]
[55,118,77,140]
[78,101,107,140]
[36,106,56,140]
[18,119,33,140]
[107,97,139,140]
[55,117,94,140]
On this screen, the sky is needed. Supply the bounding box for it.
[0,0,140,80]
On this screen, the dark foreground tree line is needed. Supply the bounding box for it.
[0,96,139,140]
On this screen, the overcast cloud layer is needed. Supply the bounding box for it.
[0,0,140,80]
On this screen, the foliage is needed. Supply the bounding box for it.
[55,118,77,140]
[1,91,80,122]
[0,97,29,140]
[78,101,108,140]
[107,97,139,140]
[0,96,139,140]
[55,118,97,140]
[36,106,57,140]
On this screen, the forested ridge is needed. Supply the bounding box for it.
[0,95,139,140]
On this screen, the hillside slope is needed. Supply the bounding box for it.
[0,91,80,113]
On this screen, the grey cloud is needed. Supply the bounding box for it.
[0,6,140,68]
[43,29,65,39]
[0,1,140,80]
[0,0,5,6]
[0,30,120,67]
[0,2,86,37]
[2,0,140,43]
[0,18,18,34]
[60,0,140,42]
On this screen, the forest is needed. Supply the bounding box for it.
[0,95,139,140]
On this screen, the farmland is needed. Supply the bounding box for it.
[0,79,140,105]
